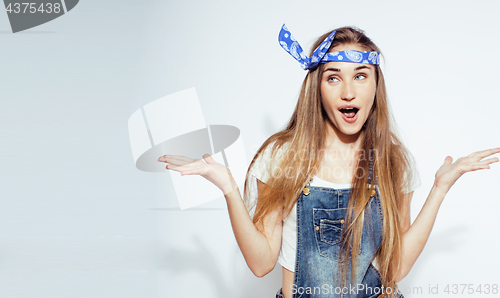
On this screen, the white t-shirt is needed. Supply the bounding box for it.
[247,141,420,272]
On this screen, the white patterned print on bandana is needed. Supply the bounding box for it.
[279,41,289,52]
[290,42,301,60]
[345,50,363,62]
[368,52,379,64]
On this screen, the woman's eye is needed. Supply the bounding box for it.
[355,74,367,80]
[328,77,339,83]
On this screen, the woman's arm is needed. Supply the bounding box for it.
[158,153,283,277]
[395,147,500,282]
[225,180,283,277]
[395,187,445,282]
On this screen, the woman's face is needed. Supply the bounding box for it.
[320,43,377,138]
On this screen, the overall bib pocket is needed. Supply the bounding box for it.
[313,208,362,261]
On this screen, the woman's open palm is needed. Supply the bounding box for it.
[434,148,500,192]
[158,154,237,195]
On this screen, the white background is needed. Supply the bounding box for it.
[1,0,499,297]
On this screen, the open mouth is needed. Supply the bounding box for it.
[339,107,359,119]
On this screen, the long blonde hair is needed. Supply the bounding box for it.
[243,26,413,296]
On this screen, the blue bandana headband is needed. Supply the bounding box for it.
[278,24,381,70]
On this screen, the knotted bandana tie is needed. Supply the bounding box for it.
[278,24,381,70]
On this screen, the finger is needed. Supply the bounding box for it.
[461,160,494,172]
[166,164,183,169]
[471,147,500,160]
[159,155,196,166]
[477,157,499,165]
[157,154,185,162]
[158,154,183,162]
[165,155,194,163]
[467,164,491,172]
[166,160,203,170]
[443,156,453,165]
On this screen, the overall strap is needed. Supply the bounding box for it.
[367,150,378,186]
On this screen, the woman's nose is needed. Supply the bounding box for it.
[341,82,356,101]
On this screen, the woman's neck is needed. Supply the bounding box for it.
[316,121,364,184]
[324,120,363,152]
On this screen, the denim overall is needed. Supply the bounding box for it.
[276,166,404,298]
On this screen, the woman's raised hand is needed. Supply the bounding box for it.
[434,147,500,193]
[157,153,238,195]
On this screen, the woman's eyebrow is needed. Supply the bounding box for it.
[354,65,371,71]
[324,67,341,72]
[324,65,372,73]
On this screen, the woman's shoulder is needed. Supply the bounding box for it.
[388,138,421,193]
[248,139,291,183]
[402,149,421,193]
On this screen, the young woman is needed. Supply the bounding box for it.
[158,25,500,298]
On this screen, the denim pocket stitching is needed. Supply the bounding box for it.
[319,219,343,245]
[313,208,348,262]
